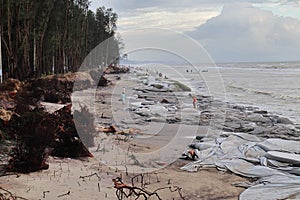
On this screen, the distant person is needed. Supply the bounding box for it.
[159,73,162,77]
[121,92,126,105]
[192,95,197,109]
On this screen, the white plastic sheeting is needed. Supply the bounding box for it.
[181,133,300,200]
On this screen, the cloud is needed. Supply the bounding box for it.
[89,0,300,62]
[118,7,221,31]
[90,0,300,12]
[187,2,300,62]
[121,28,213,64]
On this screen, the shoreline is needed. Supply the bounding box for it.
[1,66,299,199]
[0,70,246,199]
[92,67,300,199]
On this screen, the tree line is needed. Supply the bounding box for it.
[0,0,121,80]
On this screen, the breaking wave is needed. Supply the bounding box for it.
[228,84,300,102]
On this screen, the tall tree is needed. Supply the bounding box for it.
[0,0,121,81]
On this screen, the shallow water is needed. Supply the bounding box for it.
[134,62,300,124]
[218,62,300,124]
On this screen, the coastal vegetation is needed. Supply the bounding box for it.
[0,0,125,174]
[0,0,121,80]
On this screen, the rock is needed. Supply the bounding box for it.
[150,83,164,89]
[141,101,155,105]
[135,110,150,117]
[225,115,243,123]
[246,114,271,124]
[121,119,146,125]
[161,99,169,104]
[250,127,271,135]
[276,117,293,125]
[97,75,110,87]
[196,136,204,141]
[238,123,256,132]
[231,105,245,111]
[254,110,268,114]
[150,105,168,117]
[149,117,166,123]
[223,122,242,131]
[166,117,181,123]
[144,88,171,92]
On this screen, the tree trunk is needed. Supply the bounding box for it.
[33,28,36,73]
[0,32,2,83]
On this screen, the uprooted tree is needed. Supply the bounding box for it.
[0,74,98,173]
[6,104,94,173]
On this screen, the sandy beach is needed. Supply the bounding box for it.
[2,1,300,199]
[0,71,247,200]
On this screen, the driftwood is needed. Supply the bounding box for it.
[0,186,28,200]
[79,172,101,181]
[113,175,185,200]
[95,125,118,133]
[96,125,141,136]
[57,191,70,198]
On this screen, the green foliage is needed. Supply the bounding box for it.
[0,0,121,80]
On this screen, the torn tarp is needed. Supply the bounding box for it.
[181,133,300,200]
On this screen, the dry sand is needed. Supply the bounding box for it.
[0,74,247,199]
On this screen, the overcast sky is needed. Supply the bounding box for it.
[90,0,300,63]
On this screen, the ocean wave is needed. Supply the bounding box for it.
[228,85,300,102]
[217,62,300,71]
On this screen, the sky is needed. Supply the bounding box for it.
[90,0,300,63]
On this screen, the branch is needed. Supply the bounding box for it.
[79,172,101,181]
[57,191,70,198]
[0,186,29,200]
[113,176,186,200]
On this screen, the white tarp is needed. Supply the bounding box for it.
[181,133,300,200]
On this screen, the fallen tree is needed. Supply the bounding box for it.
[6,104,94,173]
[1,66,129,173]
[0,73,97,173]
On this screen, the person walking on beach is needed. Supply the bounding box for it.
[121,92,126,105]
[192,95,197,109]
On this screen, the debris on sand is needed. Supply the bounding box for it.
[5,104,94,173]
[0,72,101,173]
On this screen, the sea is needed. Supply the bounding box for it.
[134,61,300,125]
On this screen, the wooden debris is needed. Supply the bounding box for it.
[95,125,118,133]
[57,191,70,198]
[0,68,126,174]
[96,125,141,136]
[113,175,185,200]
